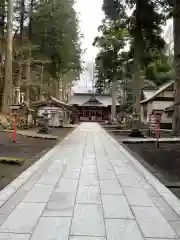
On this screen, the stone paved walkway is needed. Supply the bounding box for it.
[0,123,180,239]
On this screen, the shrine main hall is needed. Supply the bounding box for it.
[68,92,120,122]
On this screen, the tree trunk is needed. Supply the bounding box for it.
[62,77,65,102]
[16,0,25,101]
[67,80,72,101]
[24,46,31,106]
[39,64,44,100]
[132,36,141,130]
[111,77,117,120]
[52,79,58,98]
[0,1,5,111]
[24,0,34,106]
[64,80,67,102]
[172,1,180,136]
[56,78,60,99]
[59,78,63,101]
[2,0,13,113]
[132,1,142,131]
[20,0,25,41]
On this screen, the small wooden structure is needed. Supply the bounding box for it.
[32,95,72,127]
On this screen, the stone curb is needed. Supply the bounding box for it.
[121,138,180,143]
[2,129,58,140]
[102,126,180,218]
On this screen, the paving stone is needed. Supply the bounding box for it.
[176,207,180,216]
[2,123,180,239]
[105,219,144,240]
[113,166,132,175]
[37,173,61,185]
[65,165,81,172]
[160,192,180,207]
[127,167,145,182]
[76,185,101,204]
[107,154,124,161]
[95,155,107,160]
[117,175,141,187]
[138,179,150,187]
[0,188,27,217]
[102,195,134,219]
[0,233,30,240]
[0,201,4,208]
[152,197,180,221]
[154,181,172,194]
[110,160,126,167]
[62,169,80,179]
[66,163,82,169]
[23,184,54,203]
[144,238,180,240]
[123,187,154,206]
[55,179,78,193]
[70,204,105,236]
[79,174,99,186]
[100,180,123,195]
[0,215,7,226]
[30,217,71,240]
[17,170,34,180]
[142,185,160,197]
[0,187,16,202]
[84,154,95,159]
[9,178,26,189]
[98,170,116,180]
[132,206,178,238]
[47,160,64,169]
[21,171,43,192]
[83,158,96,165]
[70,237,106,240]
[97,163,112,170]
[43,192,75,217]
[0,202,46,233]
[170,221,180,236]
[81,165,98,174]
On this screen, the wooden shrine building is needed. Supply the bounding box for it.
[68,93,120,122]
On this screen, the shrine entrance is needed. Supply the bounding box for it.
[89,110,102,121]
[78,108,106,122]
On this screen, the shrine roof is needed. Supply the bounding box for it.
[68,93,120,107]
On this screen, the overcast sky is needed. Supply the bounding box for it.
[73,0,104,92]
[73,1,173,93]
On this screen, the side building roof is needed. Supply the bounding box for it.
[141,80,174,104]
[32,96,71,110]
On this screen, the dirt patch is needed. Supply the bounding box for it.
[125,142,180,198]
[0,127,74,191]
[125,143,180,182]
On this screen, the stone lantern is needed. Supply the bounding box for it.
[38,110,50,133]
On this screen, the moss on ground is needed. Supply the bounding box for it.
[0,157,24,165]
